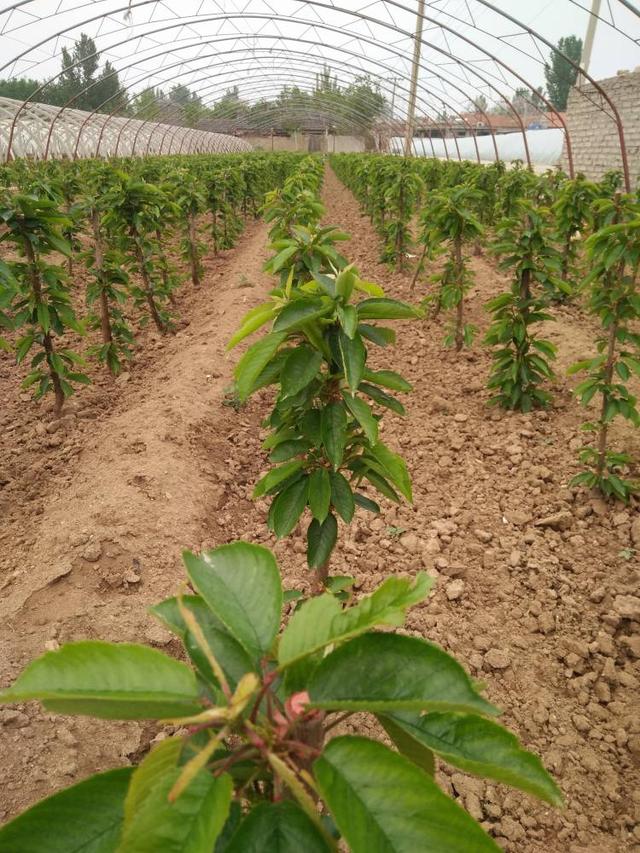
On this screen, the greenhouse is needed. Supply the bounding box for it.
[0,3,639,853]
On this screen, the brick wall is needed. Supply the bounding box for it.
[560,70,640,185]
[244,134,365,153]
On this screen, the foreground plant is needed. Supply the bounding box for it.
[0,540,561,852]
[230,227,418,588]
[485,204,561,412]
[568,195,640,501]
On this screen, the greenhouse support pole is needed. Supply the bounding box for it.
[580,0,601,81]
[404,0,425,158]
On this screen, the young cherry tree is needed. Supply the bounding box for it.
[552,175,599,292]
[569,194,640,501]
[380,160,424,270]
[231,235,417,590]
[485,203,562,412]
[0,192,89,414]
[0,540,561,852]
[418,185,483,350]
[102,176,178,335]
[172,170,208,287]
[80,164,134,375]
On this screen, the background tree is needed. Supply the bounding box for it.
[544,35,583,111]
[467,94,488,113]
[0,33,126,113]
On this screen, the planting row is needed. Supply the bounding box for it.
[0,152,306,413]
[0,155,561,851]
[331,153,640,503]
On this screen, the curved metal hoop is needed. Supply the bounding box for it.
[0,0,637,181]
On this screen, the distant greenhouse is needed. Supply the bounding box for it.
[0,97,251,160]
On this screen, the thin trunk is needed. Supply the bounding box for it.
[23,238,65,415]
[596,315,618,478]
[314,561,330,594]
[91,210,113,347]
[187,214,201,287]
[396,182,405,271]
[454,236,464,352]
[410,242,429,292]
[211,208,219,255]
[561,234,572,282]
[155,228,170,291]
[132,230,166,334]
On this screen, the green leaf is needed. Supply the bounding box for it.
[309,468,331,523]
[363,369,413,393]
[307,513,338,570]
[15,334,34,363]
[358,324,396,347]
[45,233,72,257]
[271,477,309,538]
[354,278,385,297]
[150,596,254,689]
[370,441,412,502]
[254,460,304,498]
[364,468,400,502]
[379,714,435,777]
[37,302,50,333]
[118,766,232,853]
[322,402,347,470]
[314,737,499,852]
[329,471,355,523]
[339,331,366,392]
[226,801,332,852]
[343,393,378,444]
[269,439,311,463]
[124,738,182,826]
[269,245,298,272]
[0,641,201,720]
[273,298,330,333]
[281,347,322,398]
[337,304,358,338]
[353,493,379,514]
[279,574,430,669]
[357,297,420,320]
[227,305,276,350]
[360,382,406,416]
[235,332,286,402]
[379,712,562,806]
[0,767,133,853]
[308,634,498,716]
[184,542,282,661]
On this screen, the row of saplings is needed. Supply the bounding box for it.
[0,156,562,852]
[331,153,640,504]
[0,152,302,412]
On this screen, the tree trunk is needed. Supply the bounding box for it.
[23,239,65,415]
[454,235,464,352]
[132,231,166,334]
[596,316,618,478]
[411,242,428,293]
[188,214,201,287]
[91,210,113,348]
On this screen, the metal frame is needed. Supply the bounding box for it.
[0,0,637,180]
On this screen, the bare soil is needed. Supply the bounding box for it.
[0,167,639,852]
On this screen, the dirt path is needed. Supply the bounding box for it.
[0,216,280,821]
[317,167,640,853]
[1,168,639,852]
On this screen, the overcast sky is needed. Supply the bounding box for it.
[0,0,638,115]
